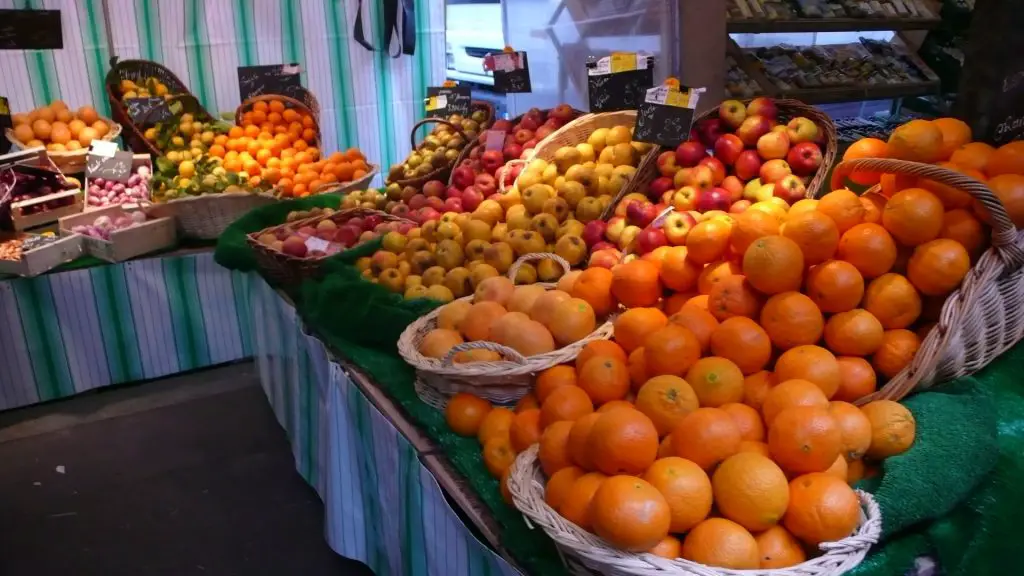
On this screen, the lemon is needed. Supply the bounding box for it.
[178,177,192,188]
[179,122,194,137]
[213,167,226,176]
[171,136,185,148]
[144,127,157,140]
[201,131,214,145]
[123,90,138,99]
[190,147,203,158]
[166,151,181,163]
[181,113,194,124]
[179,160,196,178]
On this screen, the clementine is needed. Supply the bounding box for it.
[882,188,944,246]
[686,220,733,264]
[587,408,660,475]
[668,305,720,352]
[611,259,662,308]
[643,324,702,377]
[721,402,766,442]
[515,392,539,413]
[627,347,648,392]
[743,236,805,295]
[670,407,742,470]
[539,420,576,475]
[985,174,1024,228]
[817,189,866,234]
[873,329,921,379]
[545,466,584,510]
[707,275,763,321]
[783,473,860,544]
[836,223,898,279]
[782,210,840,265]
[567,412,601,470]
[577,356,630,406]
[919,162,984,210]
[549,298,597,346]
[932,117,973,160]
[478,407,515,445]
[681,518,759,569]
[755,525,807,568]
[539,385,594,428]
[642,457,713,533]
[862,273,922,330]
[738,440,772,457]
[907,239,971,296]
[775,345,841,399]
[759,292,824,350]
[743,371,778,411]
[685,357,745,407]
[590,476,672,551]
[950,141,996,174]
[509,408,542,452]
[635,375,699,436]
[613,308,668,353]
[887,119,944,163]
[697,260,742,295]
[445,392,491,437]
[558,472,607,530]
[861,400,916,459]
[482,436,516,477]
[805,260,865,313]
[710,317,772,375]
[648,535,682,559]
[841,137,888,186]
[761,379,829,427]
[730,210,780,255]
[712,452,790,531]
[940,209,988,262]
[660,246,702,292]
[986,141,1024,178]
[535,365,577,404]
[572,268,616,316]
[768,406,842,474]
[834,356,878,402]
[824,309,885,356]
[828,401,873,461]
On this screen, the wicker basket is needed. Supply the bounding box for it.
[247,207,412,285]
[613,99,838,219]
[310,165,380,197]
[145,191,276,240]
[5,119,122,175]
[508,444,882,576]
[390,101,496,190]
[104,57,211,155]
[234,91,322,150]
[829,158,1024,404]
[398,253,615,407]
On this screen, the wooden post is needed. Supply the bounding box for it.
[677,0,726,115]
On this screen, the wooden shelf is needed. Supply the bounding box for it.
[727,17,941,34]
[769,81,940,104]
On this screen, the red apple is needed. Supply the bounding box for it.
[423,180,446,198]
[451,166,476,189]
[772,174,806,204]
[787,141,823,176]
[522,139,539,151]
[734,150,763,182]
[746,97,778,120]
[491,119,513,132]
[635,226,668,254]
[461,187,484,212]
[675,141,708,167]
[673,167,694,189]
[582,220,608,248]
[737,115,772,147]
[513,129,535,146]
[662,211,698,245]
[592,241,616,252]
[626,201,658,228]
[418,207,441,222]
[397,222,414,235]
[690,165,715,191]
[363,215,383,231]
[695,187,732,212]
[549,103,575,123]
[695,118,728,148]
[760,159,792,184]
[408,194,428,210]
[698,157,726,185]
[589,248,622,269]
[671,186,699,212]
[390,203,411,217]
[503,142,523,161]
[649,176,675,199]
[425,196,445,212]
[481,150,504,175]
[445,185,463,199]
[718,99,747,128]
[535,125,555,140]
[657,150,681,177]
[605,216,626,242]
[756,130,790,160]
[721,175,744,202]
[729,200,752,214]
[444,197,464,212]
[713,134,744,166]
[333,225,361,247]
[518,116,540,131]
[785,117,818,144]
[474,173,497,196]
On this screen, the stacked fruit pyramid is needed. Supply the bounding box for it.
[419,115,1024,570]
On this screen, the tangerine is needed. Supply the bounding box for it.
[697,260,742,295]
[567,412,602,470]
[681,518,759,569]
[558,472,607,530]
[648,536,682,559]
[805,260,865,313]
[685,357,745,407]
[872,329,921,379]
[643,324,701,377]
[577,356,630,406]
[545,466,584,510]
[782,210,840,265]
[862,274,922,330]
[932,118,973,160]
[836,223,898,279]
[783,473,860,544]
[755,525,807,568]
[478,407,515,445]
[775,345,841,399]
[824,309,885,356]
[743,236,805,295]
[613,308,668,353]
[759,292,824,350]
[841,138,888,186]
[940,209,988,262]
[482,436,516,478]
[539,385,594,428]
[743,371,778,412]
[707,275,763,321]
[686,220,733,264]
[828,401,873,461]
[445,393,491,437]
[538,420,576,475]
[984,174,1024,228]
[509,409,542,452]
[768,406,842,474]
[730,210,780,255]
[882,188,945,246]
[535,365,577,404]
[634,375,699,437]
[712,452,790,531]
[817,189,866,234]
[986,141,1024,177]
[587,409,660,475]
[627,348,648,392]
[670,407,742,470]
[611,260,662,308]
[861,400,916,459]
[761,379,829,427]
[834,356,877,402]
[590,476,672,551]
[576,340,628,372]
[721,402,766,442]
[642,457,713,533]
[660,247,701,292]
[572,268,616,316]
[710,317,772,375]
[668,305,720,352]
[907,239,971,296]
[887,119,944,163]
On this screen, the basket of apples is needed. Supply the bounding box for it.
[247,207,415,285]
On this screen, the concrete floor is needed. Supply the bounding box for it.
[0,363,373,576]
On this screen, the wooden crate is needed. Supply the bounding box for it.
[0,234,83,277]
[83,154,154,211]
[0,147,84,231]
[58,205,176,263]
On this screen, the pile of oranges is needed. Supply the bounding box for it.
[10,101,111,152]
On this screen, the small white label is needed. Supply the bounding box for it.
[282,64,301,75]
[304,236,331,253]
[484,130,505,152]
[493,53,517,72]
[90,140,118,158]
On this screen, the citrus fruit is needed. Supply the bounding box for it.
[685,357,745,407]
[670,407,742,470]
[712,452,790,531]
[681,518,759,569]
[861,400,916,459]
[642,457,713,533]
[768,406,842,474]
[445,393,491,437]
[634,375,699,437]
[586,408,659,475]
[783,473,860,544]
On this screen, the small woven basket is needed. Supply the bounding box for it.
[509,445,882,576]
[397,253,615,407]
[310,165,380,197]
[829,158,1024,403]
[5,119,122,175]
[146,191,277,240]
[247,207,413,285]
[613,99,838,218]
[389,118,468,190]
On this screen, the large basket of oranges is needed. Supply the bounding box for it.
[829,158,1024,403]
[234,90,321,150]
[397,253,615,407]
[5,101,121,174]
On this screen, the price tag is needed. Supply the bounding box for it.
[237,63,303,101]
[586,55,656,113]
[86,150,134,184]
[425,84,472,118]
[484,130,506,152]
[609,52,638,73]
[633,84,702,148]
[125,97,172,126]
[303,236,332,254]
[0,9,63,50]
[493,51,532,94]
[90,140,119,158]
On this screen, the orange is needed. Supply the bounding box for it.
[643,324,701,377]
[572,267,616,316]
[564,410,603,470]
[478,407,515,444]
[768,406,842,474]
[445,393,491,437]
[587,408,659,475]
[761,379,829,427]
[743,371,777,411]
[685,357,745,407]
[887,119,944,163]
[670,407,742,470]
[824,309,885,356]
[535,365,577,404]
[538,420,575,475]
[648,535,682,559]
[986,141,1024,177]
[575,340,628,373]
[460,301,507,341]
[847,458,867,484]
[482,436,516,478]
[509,408,542,452]
[932,117,973,160]
[697,260,742,295]
[687,294,710,310]
[836,223,898,279]
[686,220,732,264]
[545,466,584,509]
[660,246,701,292]
[951,141,996,173]
[775,345,841,399]
[681,518,759,569]
[823,454,849,480]
[500,468,514,505]
[539,385,594,428]
[558,472,607,530]
[611,260,662,308]
[634,375,699,437]
[782,210,840,265]
[627,348,648,392]
[613,308,668,353]
[721,402,765,442]
[828,401,873,461]
[730,210,780,255]
[805,260,865,313]
[642,457,713,533]
[817,189,866,234]
[529,290,571,326]
[709,317,771,375]
[861,400,916,459]
[880,172,917,198]
[842,137,888,186]
[712,452,790,531]
[907,239,970,296]
[919,162,984,210]
[882,188,944,246]
[598,400,635,414]
[742,236,804,295]
[862,273,922,330]
[577,356,630,406]
[862,194,886,223]
[940,209,988,262]
[873,329,921,380]
[783,473,860,544]
[707,275,762,321]
[668,305,719,352]
[834,356,878,402]
[590,475,672,551]
[738,440,772,457]
[759,292,824,350]
[755,525,807,568]
[982,174,1024,228]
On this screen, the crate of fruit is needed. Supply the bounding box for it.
[59,205,176,263]
[247,207,414,285]
[0,148,83,231]
[84,154,153,210]
[5,100,121,175]
[0,231,83,277]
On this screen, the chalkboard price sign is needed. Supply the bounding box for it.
[493,52,532,94]
[426,85,472,118]
[0,10,62,50]
[990,69,1024,145]
[634,101,696,148]
[125,97,173,126]
[86,151,134,184]
[587,56,655,113]
[237,64,303,101]
[0,96,11,155]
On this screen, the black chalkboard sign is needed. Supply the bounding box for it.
[0,10,62,50]
[86,151,134,183]
[0,97,11,155]
[587,59,655,113]
[493,52,532,94]
[237,63,303,101]
[634,100,696,148]
[125,97,172,126]
[426,85,472,118]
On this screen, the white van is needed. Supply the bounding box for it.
[445,0,506,86]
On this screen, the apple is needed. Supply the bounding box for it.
[787,141,823,176]
[363,215,383,231]
[400,185,419,204]
[445,185,463,199]
[718,99,747,128]
[451,166,476,189]
[491,119,513,132]
[786,117,819,144]
[549,103,575,123]
[747,97,778,120]
[713,134,744,166]
[408,194,428,210]
[443,197,463,212]
[690,165,715,191]
[425,196,445,212]
[742,178,762,201]
[734,150,763,182]
[582,220,608,248]
[673,167,694,189]
[592,241,616,253]
[695,187,732,213]
[481,150,504,174]
[332,225,360,247]
[721,175,744,202]
[772,174,807,204]
[615,193,649,218]
[760,159,792,184]
[754,183,775,203]
[657,150,681,177]
[390,203,411,217]
[474,173,497,196]
[737,115,772,147]
[695,118,728,148]
[662,211,698,245]
[522,139,539,151]
[461,187,484,212]
[423,180,446,198]
[518,116,540,132]
[606,216,626,242]
[589,248,622,269]
[698,157,726,185]
[500,163,523,188]
[626,201,658,228]
[419,207,442,222]
[635,226,668,254]
[618,225,642,251]
[513,129,534,146]
[756,130,790,160]
[649,176,675,199]
[729,200,752,214]
[771,125,788,134]
[503,142,524,161]
[675,141,707,167]
[671,186,699,212]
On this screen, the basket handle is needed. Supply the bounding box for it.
[440,341,527,367]
[507,252,571,281]
[497,158,529,194]
[831,158,1023,269]
[409,118,465,150]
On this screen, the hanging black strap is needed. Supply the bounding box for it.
[381,0,401,58]
[400,0,415,56]
[353,0,374,51]
[353,0,415,57]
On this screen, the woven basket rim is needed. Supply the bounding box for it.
[308,164,380,196]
